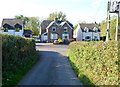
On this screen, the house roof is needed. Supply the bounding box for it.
[2,18,24,28]
[41,20,52,29]
[23,29,32,35]
[79,23,100,32]
[41,20,73,29]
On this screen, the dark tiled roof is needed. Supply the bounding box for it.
[41,20,52,29]
[23,29,32,35]
[80,23,96,30]
[41,20,73,29]
[79,23,100,32]
[2,19,24,28]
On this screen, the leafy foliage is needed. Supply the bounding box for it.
[15,15,40,35]
[2,33,39,86]
[47,11,66,21]
[99,15,120,40]
[25,17,40,35]
[68,41,119,85]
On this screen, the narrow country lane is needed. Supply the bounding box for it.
[17,43,82,85]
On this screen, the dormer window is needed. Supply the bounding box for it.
[3,24,9,29]
[93,27,98,33]
[84,27,89,32]
[52,27,56,32]
[14,23,22,30]
[64,27,68,32]
[15,28,20,32]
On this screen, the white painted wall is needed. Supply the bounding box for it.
[76,24,83,41]
[75,25,100,41]
[41,34,48,41]
[83,32,93,40]
[1,29,24,37]
[15,30,24,37]
[93,32,100,40]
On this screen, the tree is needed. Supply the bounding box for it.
[25,17,40,35]
[99,15,117,40]
[74,24,78,30]
[47,11,67,21]
[15,15,40,36]
[15,15,29,25]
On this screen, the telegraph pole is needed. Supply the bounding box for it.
[106,0,120,41]
[115,12,119,40]
[115,1,120,41]
[106,0,111,41]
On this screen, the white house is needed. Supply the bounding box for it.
[74,23,100,41]
[1,18,32,38]
[1,19,24,37]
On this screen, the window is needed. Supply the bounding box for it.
[52,27,56,32]
[51,34,58,39]
[94,36,97,39]
[14,24,22,30]
[85,36,91,40]
[94,36,98,41]
[62,34,69,40]
[93,27,99,33]
[84,27,89,32]
[64,27,68,32]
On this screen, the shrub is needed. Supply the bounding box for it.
[68,41,119,85]
[2,33,38,86]
[58,38,63,43]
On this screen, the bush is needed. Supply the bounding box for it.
[58,38,63,43]
[2,33,39,86]
[67,41,119,85]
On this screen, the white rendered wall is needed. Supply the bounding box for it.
[76,24,83,41]
[92,32,100,40]
[83,32,93,40]
[1,29,24,37]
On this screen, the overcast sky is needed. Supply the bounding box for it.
[0,0,110,26]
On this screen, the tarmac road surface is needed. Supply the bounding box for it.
[17,44,83,85]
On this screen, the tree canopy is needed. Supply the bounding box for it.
[15,15,40,35]
[99,15,118,40]
[47,11,67,21]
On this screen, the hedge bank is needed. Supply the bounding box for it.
[2,33,39,86]
[67,41,119,85]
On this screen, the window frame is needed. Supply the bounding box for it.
[51,33,58,40]
[62,34,69,40]
[63,27,68,32]
[52,27,56,32]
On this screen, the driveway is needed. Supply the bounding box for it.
[17,43,82,85]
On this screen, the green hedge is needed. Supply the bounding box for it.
[68,41,119,85]
[2,33,39,86]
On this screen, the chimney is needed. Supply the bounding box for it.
[54,17,58,22]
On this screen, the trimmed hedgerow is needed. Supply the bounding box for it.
[2,33,39,86]
[68,41,119,86]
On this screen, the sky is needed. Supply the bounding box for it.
[0,0,111,26]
